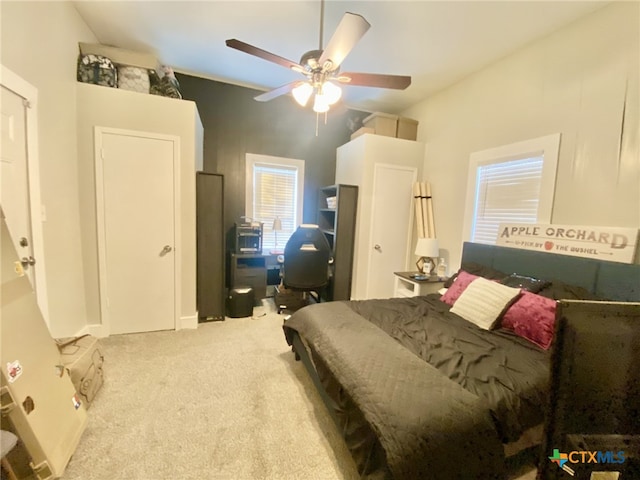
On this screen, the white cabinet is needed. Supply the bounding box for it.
[336,134,424,300]
[76,83,203,334]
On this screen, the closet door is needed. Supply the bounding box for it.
[196,172,225,321]
[366,163,417,299]
[95,127,180,335]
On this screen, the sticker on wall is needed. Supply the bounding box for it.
[7,360,23,383]
[71,393,82,410]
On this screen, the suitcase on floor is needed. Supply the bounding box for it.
[57,335,104,407]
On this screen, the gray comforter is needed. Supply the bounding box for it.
[284,300,509,479]
[346,295,551,443]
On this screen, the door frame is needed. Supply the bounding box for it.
[365,162,417,298]
[0,65,49,325]
[94,126,181,336]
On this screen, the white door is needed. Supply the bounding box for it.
[366,164,417,298]
[0,67,49,323]
[96,128,178,335]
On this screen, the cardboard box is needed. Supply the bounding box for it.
[350,126,375,140]
[397,117,419,140]
[363,112,398,137]
[362,112,419,140]
[79,42,157,70]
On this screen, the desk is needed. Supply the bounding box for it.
[393,272,446,298]
[229,253,281,302]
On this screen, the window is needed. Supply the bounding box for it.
[462,134,560,244]
[245,153,305,251]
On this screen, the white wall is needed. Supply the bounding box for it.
[1,2,202,336]
[1,2,98,337]
[403,2,639,271]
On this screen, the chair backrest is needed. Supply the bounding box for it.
[283,225,331,290]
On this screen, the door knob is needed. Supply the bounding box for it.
[21,256,36,267]
[160,245,173,256]
[374,244,381,251]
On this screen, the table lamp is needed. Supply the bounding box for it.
[271,217,283,254]
[415,238,439,275]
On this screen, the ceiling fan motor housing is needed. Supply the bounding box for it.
[299,49,338,74]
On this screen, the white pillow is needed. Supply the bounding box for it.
[450,277,521,330]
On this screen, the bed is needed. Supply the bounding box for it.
[282,242,640,479]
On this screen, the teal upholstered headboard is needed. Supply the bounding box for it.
[460,242,640,302]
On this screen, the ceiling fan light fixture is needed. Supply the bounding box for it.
[313,93,330,113]
[321,81,342,105]
[292,82,313,107]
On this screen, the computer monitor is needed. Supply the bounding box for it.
[540,300,639,479]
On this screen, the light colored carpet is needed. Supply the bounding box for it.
[62,300,537,480]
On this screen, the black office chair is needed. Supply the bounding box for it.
[276,224,332,313]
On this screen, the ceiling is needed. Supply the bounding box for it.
[72,1,608,114]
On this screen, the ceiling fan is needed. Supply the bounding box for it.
[225,1,411,114]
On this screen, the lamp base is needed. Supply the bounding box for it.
[416,257,436,275]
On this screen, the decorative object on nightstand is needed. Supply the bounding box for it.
[436,258,447,280]
[271,217,283,254]
[415,238,439,275]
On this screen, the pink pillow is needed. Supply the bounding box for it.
[440,271,479,306]
[501,291,557,349]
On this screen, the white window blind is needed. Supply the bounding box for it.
[471,156,544,244]
[253,164,298,250]
[245,153,305,252]
[463,134,560,245]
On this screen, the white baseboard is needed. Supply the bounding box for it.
[179,314,198,330]
[75,316,195,338]
[72,325,90,337]
[85,324,109,338]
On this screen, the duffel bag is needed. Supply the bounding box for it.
[77,54,117,87]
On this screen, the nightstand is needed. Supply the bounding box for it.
[393,272,446,298]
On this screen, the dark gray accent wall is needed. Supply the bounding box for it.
[177,73,366,234]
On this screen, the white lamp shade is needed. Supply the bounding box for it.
[313,93,330,113]
[321,81,342,105]
[272,217,282,231]
[415,238,439,257]
[292,82,313,107]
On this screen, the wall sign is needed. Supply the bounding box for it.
[496,223,638,264]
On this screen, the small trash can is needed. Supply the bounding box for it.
[227,287,254,318]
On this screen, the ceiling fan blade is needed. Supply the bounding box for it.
[226,39,304,71]
[318,13,370,70]
[254,82,299,102]
[338,72,412,90]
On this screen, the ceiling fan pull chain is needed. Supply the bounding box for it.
[315,112,319,137]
